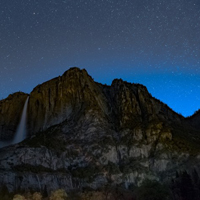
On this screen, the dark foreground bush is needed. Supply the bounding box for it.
[134,179,171,200]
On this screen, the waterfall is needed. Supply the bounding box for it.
[13,96,29,144]
[0,96,29,148]
[0,140,11,148]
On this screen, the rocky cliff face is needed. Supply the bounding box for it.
[26,68,183,135]
[186,109,200,129]
[27,68,109,135]
[0,67,200,194]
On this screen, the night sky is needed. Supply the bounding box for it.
[0,0,200,117]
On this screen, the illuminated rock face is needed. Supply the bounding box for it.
[0,67,200,193]
[27,67,109,135]
[26,67,182,135]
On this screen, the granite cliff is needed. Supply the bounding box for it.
[0,67,200,197]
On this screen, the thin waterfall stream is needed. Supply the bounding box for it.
[0,96,29,148]
[13,96,29,144]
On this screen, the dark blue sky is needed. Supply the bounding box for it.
[0,0,200,117]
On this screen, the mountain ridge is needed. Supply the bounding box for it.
[0,67,200,197]
[1,67,198,119]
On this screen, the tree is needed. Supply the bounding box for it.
[32,192,43,200]
[13,194,26,200]
[49,189,68,200]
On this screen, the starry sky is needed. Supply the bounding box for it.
[0,0,200,117]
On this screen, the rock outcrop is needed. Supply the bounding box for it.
[0,67,200,194]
